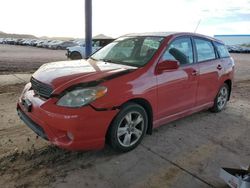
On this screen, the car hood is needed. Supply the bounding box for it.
[32,59,137,92]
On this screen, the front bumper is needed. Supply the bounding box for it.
[17,109,48,140]
[17,87,118,151]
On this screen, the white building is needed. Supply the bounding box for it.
[214,35,250,45]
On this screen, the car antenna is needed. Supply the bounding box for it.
[194,19,201,33]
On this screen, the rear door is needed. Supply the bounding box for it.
[194,38,221,105]
[214,42,233,77]
[156,37,199,121]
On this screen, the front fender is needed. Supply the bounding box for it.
[90,69,157,115]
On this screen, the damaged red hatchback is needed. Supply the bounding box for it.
[17,32,234,152]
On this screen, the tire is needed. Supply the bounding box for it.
[210,83,229,113]
[70,52,82,60]
[108,102,148,152]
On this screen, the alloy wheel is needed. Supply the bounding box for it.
[117,111,144,147]
[217,86,228,110]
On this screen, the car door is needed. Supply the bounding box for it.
[193,38,221,105]
[156,37,199,123]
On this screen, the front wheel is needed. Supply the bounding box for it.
[108,102,148,152]
[70,52,82,60]
[210,83,229,112]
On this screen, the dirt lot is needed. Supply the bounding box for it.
[0,45,250,188]
[0,44,66,74]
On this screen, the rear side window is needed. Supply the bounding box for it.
[194,38,216,62]
[162,37,193,65]
[214,42,230,58]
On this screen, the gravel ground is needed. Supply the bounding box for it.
[0,45,250,188]
[0,44,67,74]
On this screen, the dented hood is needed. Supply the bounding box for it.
[32,59,136,92]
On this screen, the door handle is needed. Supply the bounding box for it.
[191,70,199,76]
[217,65,222,70]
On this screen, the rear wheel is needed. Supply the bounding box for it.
[210,83,229,112]
[108,102,148,152]
[70,52,82,60]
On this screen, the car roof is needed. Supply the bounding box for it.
[122,32,224,44]
[123,32,176,37]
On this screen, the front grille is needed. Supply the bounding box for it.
[31,77,53,99]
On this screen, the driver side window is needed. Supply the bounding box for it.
[162,37,193,65]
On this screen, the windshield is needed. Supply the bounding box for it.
[91,36,164,67]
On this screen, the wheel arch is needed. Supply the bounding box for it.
[105,97,154,144]
[69,51,82,60]
[224,79,232,100]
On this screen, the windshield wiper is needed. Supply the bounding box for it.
[99,58,115,63]
[89,57,113,63]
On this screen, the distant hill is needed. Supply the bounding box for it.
[93,34,113,39]
[0,31,37,39]
[40,36,76,41]
[0,31,113,41]
[0,31,73,40]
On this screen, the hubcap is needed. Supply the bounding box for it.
[117,111,144,147]
[217,86,228,110]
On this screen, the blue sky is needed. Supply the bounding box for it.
[0,0,249,38]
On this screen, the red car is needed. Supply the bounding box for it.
[17,32,234,152]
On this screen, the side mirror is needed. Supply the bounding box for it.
[156,60,180,73]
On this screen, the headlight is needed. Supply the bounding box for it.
[57,86,107,108]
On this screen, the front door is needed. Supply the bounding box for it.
[156,37,199,123]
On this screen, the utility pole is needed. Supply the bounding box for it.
[85,0,92,58]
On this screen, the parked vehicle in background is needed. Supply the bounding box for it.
[2,38,79,50]
[240,46,250,53]
[66,37,114,60]
[40,40,53,48]
[14,39,23,45]
[17,32,234,152]
[23,39,34,46]
[45,40,61,49]
[12,38,19,45]
[18,39,27,45]
[227,45,250,53]
[3,38,14,45]
[29,39,39,46]
[50,41,77,50]
[72,39,85,46]
[36,40,50,48]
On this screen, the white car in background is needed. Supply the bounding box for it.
[50,41,77,50]
[66,37,114,59]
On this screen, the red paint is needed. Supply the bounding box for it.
[17,32,234,150]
